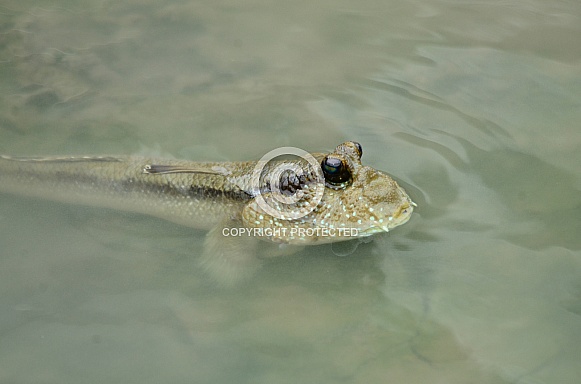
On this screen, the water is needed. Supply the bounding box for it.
[0,0,580,383]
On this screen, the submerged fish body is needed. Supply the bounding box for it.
[0,141,415,284]
[0,154,254,230]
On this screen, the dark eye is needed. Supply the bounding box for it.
[321,156,351,185]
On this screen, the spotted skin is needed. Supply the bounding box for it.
[0,142,414,244]
[0,142,415,284]
[242,142,414,244]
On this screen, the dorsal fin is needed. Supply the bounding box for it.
[142,164,231,176]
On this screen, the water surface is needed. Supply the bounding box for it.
[0,0,580,383]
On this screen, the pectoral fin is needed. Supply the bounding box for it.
[200,218,261,287]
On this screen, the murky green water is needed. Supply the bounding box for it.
[1,0,580,383]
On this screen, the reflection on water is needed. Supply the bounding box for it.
[1,0,580,383]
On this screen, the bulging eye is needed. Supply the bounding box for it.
[321,156,351,185]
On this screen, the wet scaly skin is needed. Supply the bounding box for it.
[242,141,415,244]
[0,141,414,244]
[0,142,415,284]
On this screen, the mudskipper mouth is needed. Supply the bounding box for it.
[356,200,416,237]
[391,198,417,228]
[392,184,417,225]
[394,202,411,220]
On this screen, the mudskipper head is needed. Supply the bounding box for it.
[310,141,415,241]
[241,141,415,244]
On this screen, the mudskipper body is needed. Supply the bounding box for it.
[0,141,415,285]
